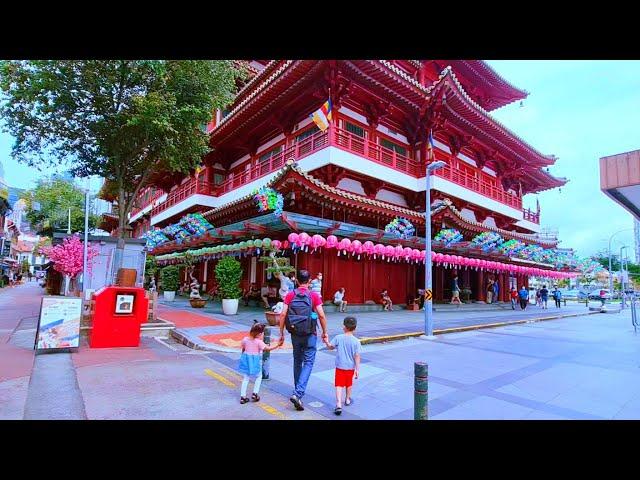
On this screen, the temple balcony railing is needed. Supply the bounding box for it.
[145,124,525,221]
[523,207,540,224]
[131,188,165,217]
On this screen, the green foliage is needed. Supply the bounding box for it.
[160,265,180,292]
[0,60,242,245]
[215,256,242,299]
[21,259,30,274]
[259,255,294,275]
[145,255,158,287]
[23,178,100,236]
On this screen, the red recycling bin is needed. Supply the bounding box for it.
[89,286,149,348]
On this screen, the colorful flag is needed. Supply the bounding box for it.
[427,130,435,161]
[311,99,332,132]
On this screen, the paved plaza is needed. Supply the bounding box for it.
[2,282,640,420]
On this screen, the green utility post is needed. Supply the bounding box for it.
[414,362,428,420]
[262,326,271,380]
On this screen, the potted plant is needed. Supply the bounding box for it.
[215,256,242,315]
[161,265,179,301]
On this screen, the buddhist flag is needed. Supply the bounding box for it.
[311,99,332,132]
[427,130,435,160]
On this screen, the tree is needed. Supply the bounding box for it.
[40,235,99,295]
[0,60,241,270]
[23,177,100,236]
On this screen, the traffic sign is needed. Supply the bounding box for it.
[424,289,432,301]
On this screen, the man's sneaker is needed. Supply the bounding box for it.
[290,395,304,411]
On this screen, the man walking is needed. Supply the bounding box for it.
[518,285,529,310]
[540,285,549,309]
[278,270,328,411]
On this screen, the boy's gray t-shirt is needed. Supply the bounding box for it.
[330,333,362,370]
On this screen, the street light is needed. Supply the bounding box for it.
[620,245,628,304]
[425,160,447,338]
[609,229,632,298]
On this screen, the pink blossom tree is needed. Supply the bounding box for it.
[40,235,99,295]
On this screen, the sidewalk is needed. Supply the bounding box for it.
[0,282,43,419]
[0,282,327,420]
[158,296,597,352]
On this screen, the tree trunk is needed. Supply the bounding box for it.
[114,181,127,275]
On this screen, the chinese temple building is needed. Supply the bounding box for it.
[116,60,571,304]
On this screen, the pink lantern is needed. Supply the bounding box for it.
[403,247,413,262]
[431,251,436,261]
[374,243,385,259]
[298,232,311,252]
[420,250,427,263]
[352,240,363,259]
[288,233,300,247]
[338,238,351,256]
[283,240,289,249]
[311,234,325,252]
[272,239,282,250]
[326,235,338,249]
[413,249,422,262]
[363,241,374,255]
[394,245,404,261]
[384,245,395,261]
[435,253,444,264]
[443,254,452,265]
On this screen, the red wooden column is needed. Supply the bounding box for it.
[478,270,485,302]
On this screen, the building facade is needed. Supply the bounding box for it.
[121,60,568,303]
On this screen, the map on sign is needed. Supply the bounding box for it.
[35,296,82,350]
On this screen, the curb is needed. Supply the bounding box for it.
[169,329,295,354]
[359,310,600,345]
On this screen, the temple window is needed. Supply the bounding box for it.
[379,138,407,156]
[258,145,283,163]
[295,125,319,143]
[345,121,366,138]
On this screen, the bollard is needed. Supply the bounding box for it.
[262,326,271,380]
[414,362,428,420]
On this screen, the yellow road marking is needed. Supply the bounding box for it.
[204,369,236,387]
[258,402,286,419]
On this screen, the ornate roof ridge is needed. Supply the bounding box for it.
[203,160,425,221]
[433,198,557,246]
[436,66,557,164]
[466,60,529,100]
[215,61,294,130]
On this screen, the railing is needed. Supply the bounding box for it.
[332,126,422,177]
[433,164,523,210]
[131,188,165,217]
[213,130,329,196]
[523,208,540,224]
[150,178,212,217]
[144,124,525,220]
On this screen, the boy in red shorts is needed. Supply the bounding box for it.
[323,316,362,416]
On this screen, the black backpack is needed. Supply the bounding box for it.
[285,289,316,336]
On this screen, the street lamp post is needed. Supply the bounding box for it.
[424,160,447,337]
[81,179,90,295]
[608,229,632,300]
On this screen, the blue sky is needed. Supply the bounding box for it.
[486,61,640,259]
[2,61,640,259]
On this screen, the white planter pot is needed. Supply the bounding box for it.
[163,291,176,302]
[222,298,239,315]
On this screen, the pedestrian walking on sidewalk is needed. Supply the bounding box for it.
[238,321,281,404]
[552,287,562,308]
[278,270,328,412]
[540,285,549,309]
[323,316,362,416]
[486,278,494,304]
[510,288,518,310]
[518,286,529,310]
[450,274,462,305]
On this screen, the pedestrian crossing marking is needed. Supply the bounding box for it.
[204,369,236,387]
